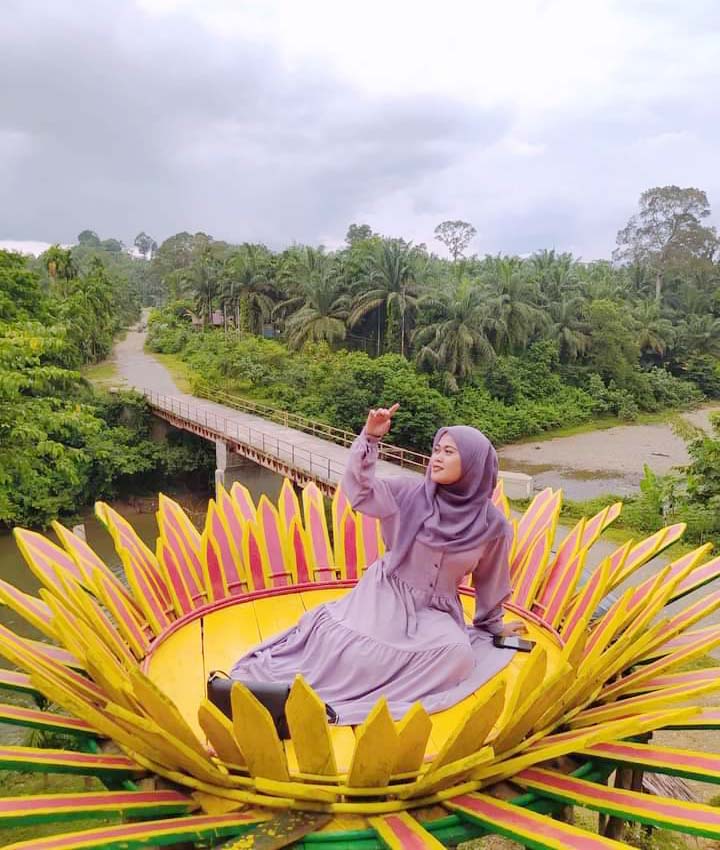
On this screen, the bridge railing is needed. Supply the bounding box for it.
[141,386,533,499]
[142,390,368,485]
[194,383,429,473]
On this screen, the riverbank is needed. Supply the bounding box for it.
[498,403,720,499]
[124,322,719,501]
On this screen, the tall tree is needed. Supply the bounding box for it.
[578,260,629,302]
[632,301,675,362]
[677,315,720,358]
[61,259,115,362]
[614,186,718,303]
[546,297,589,362]
[349,240,420,357]
[0,250,47,322]
[481,257,546,353]
[585,299,639,383]
[278,246,329,295]
[134,232,157,260]
[100,238,124,253]
[531,249,579,302]
[149,232,210,302]
[222,244,275,334]
[185,247,221,330]
[413,282,494,390]
[42,245,77,298]
[434,220,477,261]
[345,223,375,246]
[77,230,101,247]
[281,271,350,350]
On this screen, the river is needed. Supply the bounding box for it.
[498,404,720,499]
[0,466,284,643]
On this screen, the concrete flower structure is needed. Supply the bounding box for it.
[1,480,720,849]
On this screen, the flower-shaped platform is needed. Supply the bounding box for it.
[1,480,720,849]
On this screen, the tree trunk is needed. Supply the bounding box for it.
[602,767,632,840]
[239,295,250,334]
[655,271,662,303]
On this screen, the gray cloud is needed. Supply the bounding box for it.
[0,0,507,249]
[1,0,719,258]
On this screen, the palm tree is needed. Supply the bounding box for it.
[578,261,628,302]
[632,301,675,361]
[413,283,494,390]
[677,315,720,357]
[282,272,350,350]
[547,297,590,361]
[185,248,221,330]
[279,245,329,293]
[274,247,334,323]
[223,245,276,334]
[43,245,76,298]
[481,258,547,353]
[349,240,420,357]
[531,250,579,302]
[665,282,711,317]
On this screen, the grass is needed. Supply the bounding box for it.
[80,359,122,389]
[0,772,120,845]
[623,823,690,850]
[0,696,120,845]
[147,351,195,393]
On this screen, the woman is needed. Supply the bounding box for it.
[230,404,524,724]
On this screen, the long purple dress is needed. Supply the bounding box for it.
[230,430,515,724]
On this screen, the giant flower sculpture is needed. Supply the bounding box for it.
[1,480,720,849]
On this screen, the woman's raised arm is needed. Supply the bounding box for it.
[341,405,402,519]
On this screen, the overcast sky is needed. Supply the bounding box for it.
[1,0,719,259]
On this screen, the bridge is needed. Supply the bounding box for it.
[138,385,533,499]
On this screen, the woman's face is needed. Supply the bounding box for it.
[430,433,462,485]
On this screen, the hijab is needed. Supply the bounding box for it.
[387,425,510,573]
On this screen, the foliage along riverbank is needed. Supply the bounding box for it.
[149,315,720,547]
[0,248,214,529]
[148,303,703,450]
[547,421,720,548]
[8,181,720,526]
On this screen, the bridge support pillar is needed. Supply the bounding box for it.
[215,440,251,493]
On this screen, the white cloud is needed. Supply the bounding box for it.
[0,241,55,257]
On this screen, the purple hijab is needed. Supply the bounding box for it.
[387,425,510,573]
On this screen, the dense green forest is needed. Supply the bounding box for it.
[146,186,719,444]
[3,186,720,534]
[0,241,212,528]
[143,185,720,541]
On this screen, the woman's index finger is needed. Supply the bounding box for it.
[388,403,400,416]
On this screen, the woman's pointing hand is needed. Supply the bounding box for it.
[365,403,400,439]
